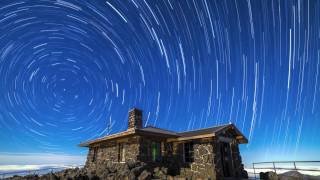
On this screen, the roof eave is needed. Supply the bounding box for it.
[236,135,248,144]
[167,134,214,142]
[225,124,249,144]
[78,129,136,147]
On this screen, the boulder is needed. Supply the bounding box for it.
[138,170,151,180]
[260,171,279,180]
[40,172,59,180]
[127,160,139,169]
[106,173,116,180]
[91,175,100,180]
[131,165,145,176]
[153,166,169,179]
[107,165,117,173]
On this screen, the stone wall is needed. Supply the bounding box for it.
[171,137,246,179]
[213,132,248,179]
[85,136,140,170]
[125,136,140,162]
[171,138,217,179]
[83,134,247,179]
[191,140,215,177]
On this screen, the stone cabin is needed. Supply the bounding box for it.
[79,108,248,179]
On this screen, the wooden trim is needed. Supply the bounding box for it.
[135,129,178,138]
[79,129,136,147]
[117,138,129,143]
[79,123,249,147]
[167,133,215,142]
[236,135,248,144]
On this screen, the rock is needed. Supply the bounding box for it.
[91,175,100,180]
[20,174,39,180]
[154,167,160,173]
[138,170,151,180]
[40,172,59,180]
[239,163,249,178]
[160,167,168,174]
[101,170,110,179]
[106,173,115,180]
[107,165,117,173]
[166,175,174,180]
[260,171,279,180]
[131,165,145,176]
[118,169,130,177]
[153,167,168,179]
[127,160,139,169]
[278,171,307,180]
[127,171,137,180]
[75,174,90,180]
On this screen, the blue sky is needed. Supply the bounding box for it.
[0,0,319,167]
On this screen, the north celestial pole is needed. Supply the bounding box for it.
[0,0,319,165]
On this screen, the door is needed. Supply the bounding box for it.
[220,142,232,177]
[151,142,161,162]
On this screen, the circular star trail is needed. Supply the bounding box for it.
[0,0,319,162]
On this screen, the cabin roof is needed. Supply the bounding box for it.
[78,128,136,147]
[138,126,178,136]
[79,123,247,147]
[178,124,230,137]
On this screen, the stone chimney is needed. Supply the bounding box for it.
[128,108,142,129]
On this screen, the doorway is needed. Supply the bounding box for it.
[220,142,232,177]
[151,142,161,162]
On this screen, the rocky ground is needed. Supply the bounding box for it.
[260,171,320,180]
[4,162,191,180]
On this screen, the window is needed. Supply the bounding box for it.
[92,147,98,162]
[118,143,126,162]
[184,142,194,163]
[151,142,161,162]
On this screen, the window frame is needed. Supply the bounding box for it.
[118,143,126,162]
[183,141,194,163]
[151,141,161,162]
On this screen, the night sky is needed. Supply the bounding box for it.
[0,0,319,165]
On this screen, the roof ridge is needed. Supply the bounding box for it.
[142,126,177,133]
[178,123,232,134]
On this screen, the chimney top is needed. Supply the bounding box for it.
[128,108,142,129]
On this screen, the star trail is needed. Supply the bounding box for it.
[0,0,319,164]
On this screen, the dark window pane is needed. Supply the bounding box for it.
[184,142,194,163]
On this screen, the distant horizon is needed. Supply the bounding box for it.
[0,152,86,166]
